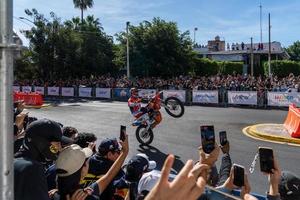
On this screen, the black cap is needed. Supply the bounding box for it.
[125,155,149,183]
[279,171,300,200]
[25,118,69,143]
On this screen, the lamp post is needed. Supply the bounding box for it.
[0,0,14,199]
[193,27,198,46]
[126,21,130,79]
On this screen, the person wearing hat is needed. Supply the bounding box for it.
[115,153,156,200]
[54,134,129,200]
[14,118,69,200]
[81,138,124,200]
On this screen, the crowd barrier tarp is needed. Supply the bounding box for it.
[22,86,32,93]
[48,87,60,96]
[228,91,257,105]
[13,86,20,92]
[79,87,92,97]
[138,89,157,99]
[163,90,186,103]
[113,88,130,100]
[268,92,300,107]
[95,88,111,99]
[192,90,219,104]
[61,87,75,97]
[34,86,45,95]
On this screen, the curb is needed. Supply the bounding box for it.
[242,124,300,147]
[25,104,51,109]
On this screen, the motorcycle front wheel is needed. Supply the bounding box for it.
[164,97,184,118]
[136,125,154,145]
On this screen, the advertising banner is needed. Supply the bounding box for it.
[95,88,111,99]
[13,86,20,92]
[192,90,218,104]
[228,91,257,105]
[138,89,157,99]
[163,90,186,103]
[22,86,32,93]
[34,86,45,95]
[79,87,92,97]
[113,88,130,100]
[268,92,300,107]
[48,87,60,96]
[61,87,74,97]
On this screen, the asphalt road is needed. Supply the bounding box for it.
[27,100,300,194]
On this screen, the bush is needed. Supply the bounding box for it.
[193,58,243,76]
[263,60,300,77]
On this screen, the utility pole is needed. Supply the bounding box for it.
[0,0,14,199]
[126,21,130,79]
[268,13,272,77]
[259,3,263,44]
[250,37,254,76]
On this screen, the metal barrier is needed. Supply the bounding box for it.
[13,85,300,108]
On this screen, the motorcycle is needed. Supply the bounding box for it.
[132,91,184,145]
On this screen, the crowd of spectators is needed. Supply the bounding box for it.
[14,73,300,92]
[12,99,300,200]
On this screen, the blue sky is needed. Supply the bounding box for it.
[14,0,300,47]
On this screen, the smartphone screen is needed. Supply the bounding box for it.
[219,131,227,146]
[233,164,245,187]
[259,147,274,173]
[120,125,126,141]
[200,125,215,154]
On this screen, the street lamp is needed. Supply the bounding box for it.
[19,17,34,24]
[193,27,198,46]
[126,21,130,79]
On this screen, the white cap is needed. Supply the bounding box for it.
[56,144,93,177]
[136,153,156,170]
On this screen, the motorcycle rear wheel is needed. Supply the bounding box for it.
[136,124,154,145]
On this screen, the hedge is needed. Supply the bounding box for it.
[263,60,300,77]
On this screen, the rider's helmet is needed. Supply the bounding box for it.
[130,87,138,98]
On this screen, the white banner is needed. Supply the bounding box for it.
[163,90,186,103]
[138,89,157,99]
[13,86,20,92]
[79,87,92,97]
[34,86,45,95]
[95,88,111,98]
[228,91,257,105]
[61,87,74,97]
[268,92,300,107]
[193,90,219,104]
[22,86,32,93]
[48,87,60,96]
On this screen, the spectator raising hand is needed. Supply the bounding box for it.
[145,154,209,200]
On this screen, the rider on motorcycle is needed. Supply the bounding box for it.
[128,88,162,128]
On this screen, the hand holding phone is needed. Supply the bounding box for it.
[200,125,215,154]
[233,164,245,187]
[259,147,274,173]
[120,125,126,141]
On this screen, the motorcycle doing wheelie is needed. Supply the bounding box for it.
[132,91,185,145]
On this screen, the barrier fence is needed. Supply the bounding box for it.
[12,85,300,108]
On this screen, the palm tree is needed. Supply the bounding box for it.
[73,0,94,23]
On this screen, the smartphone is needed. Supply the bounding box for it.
[200,125,215,154]
[219,131,227,146]
[120,125,126,141]
[259,147,274,173]
[233,164,245,187]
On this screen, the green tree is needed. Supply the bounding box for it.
[286,41,300,61]
[115,18,194,77]
[73,0,94,23]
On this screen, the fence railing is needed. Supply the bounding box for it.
[13,85,300,108]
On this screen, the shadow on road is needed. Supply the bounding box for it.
[137,144,184,174]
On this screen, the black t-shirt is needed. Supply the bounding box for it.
[52,182,100,200]
[14,157,50,200]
